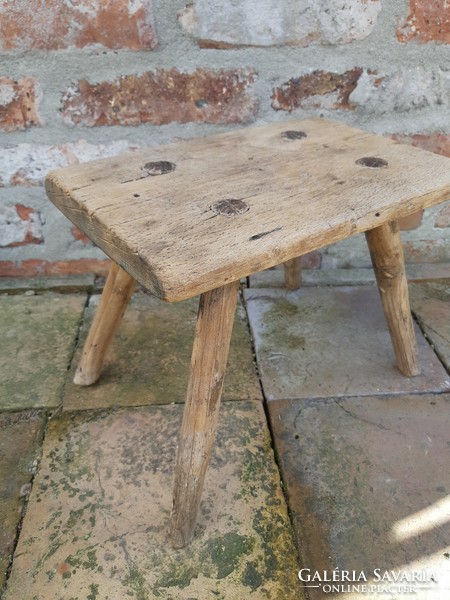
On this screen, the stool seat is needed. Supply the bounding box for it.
[45,117,450,548]
[45,118,450,302]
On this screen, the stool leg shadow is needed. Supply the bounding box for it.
[74,262,136,386]
[170,280,240,548]
[365,220,420,377]
[283,257,302,290]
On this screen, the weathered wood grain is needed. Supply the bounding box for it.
[74,263,136,385]
[170,280,240,548]
[283,258,302,290]
[45,118,450,302]
[365,221,420,376]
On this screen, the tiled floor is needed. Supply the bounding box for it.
[1,271,449,599]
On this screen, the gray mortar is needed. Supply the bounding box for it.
[1,0,450,267]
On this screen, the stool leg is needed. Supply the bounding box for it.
[74,263,136,386]
[365,221,420,376]
[170,280,240,548]
[283,257,302,290]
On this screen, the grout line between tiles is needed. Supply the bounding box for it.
[239,284,310,598]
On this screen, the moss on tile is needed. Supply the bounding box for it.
[6,402,302,599]
[64,292,261,410]
[0,410,45,591]
[245,287,450,400]
[201,532,255,579]
[0,293,87,410]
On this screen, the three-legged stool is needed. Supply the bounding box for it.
[45,118,450,547]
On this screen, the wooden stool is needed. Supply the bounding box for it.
[45,118,450,547]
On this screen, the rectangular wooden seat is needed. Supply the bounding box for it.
[46,118,450,302]
[45,118,450,548]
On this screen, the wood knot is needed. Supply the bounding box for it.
[210,198,249,216]
[142,161,176,176]
[355,157,388,168]
[281,130,307,140]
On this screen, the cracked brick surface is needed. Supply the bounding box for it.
[0,0,157,51]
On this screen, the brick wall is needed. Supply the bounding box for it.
[1,0,450,277]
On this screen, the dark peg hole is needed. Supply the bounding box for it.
[211,198,250,216]
[375,212,380,217]
[133,193,140,198]
[282,130,307,140]
[356,157,388,168]
[143,161,176,176]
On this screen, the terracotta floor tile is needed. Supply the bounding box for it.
[6,401,302,599]
[0,293,87,410]
[64,292,261,410]
[269,394,450,599]
[410,283,450,372]
[244,286,450,400]
[0,410,45,588]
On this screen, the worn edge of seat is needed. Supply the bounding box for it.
[45,173,168,299]
[46,169,450,303]
[44,118,450,302]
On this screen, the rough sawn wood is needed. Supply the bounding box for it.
[365,221,420,376]
[45,118,450,302]
[170,280,240,548]
[74,263,136,385]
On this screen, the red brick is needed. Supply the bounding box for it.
[435,203,450,228]
[403,240,450,263]
[71,226,93,245]
[0,77,41,132]
[61,69,258,126]
[0,259,111,278]
[0,0,157,51]
[392,133,450,158]
[271,69,363,112]
[300,251,321,269]
[0,204,43,248]
[398,1,450,43]
[398,210,424,230]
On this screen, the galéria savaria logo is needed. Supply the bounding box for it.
[298,568,438,595]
